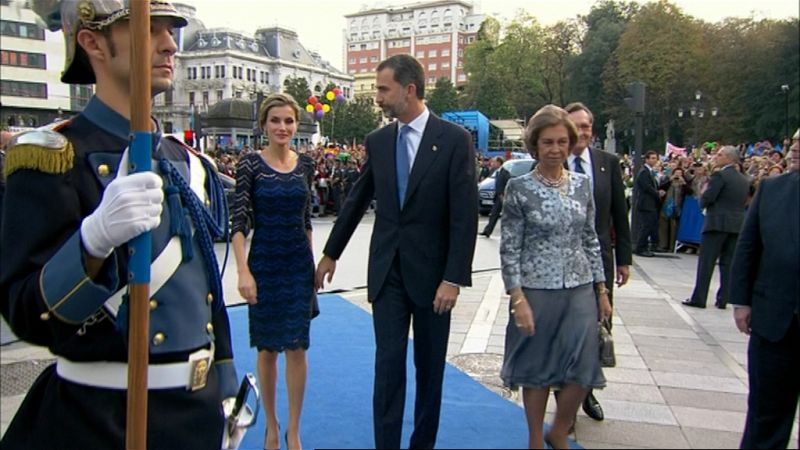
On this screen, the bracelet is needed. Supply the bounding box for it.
[510,297,524,315]
[596,285,609,296]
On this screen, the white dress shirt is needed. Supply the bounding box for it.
[396,107,430,170]
[568,147,594,188]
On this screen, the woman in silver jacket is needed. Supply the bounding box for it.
[500,105,612,449]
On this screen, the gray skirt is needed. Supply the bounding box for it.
[501,283,606,390]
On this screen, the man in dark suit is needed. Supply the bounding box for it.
[683,145,750,309]
[315,54,478,449]
[634,150,664,257]
[480,157,509,237]
[729,141,799,449]
[565,103,633,422]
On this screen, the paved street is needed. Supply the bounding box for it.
[2,215,798,448]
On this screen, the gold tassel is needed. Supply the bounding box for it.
[4,142,74,178]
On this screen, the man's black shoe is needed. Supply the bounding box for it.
[715,303,728,310]
[682,299,706,309]
[479,231,491,237]
[582,392,604,421]
[635,250,655,257]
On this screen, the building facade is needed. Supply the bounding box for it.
[344,0,484,93]
[0,0,92,132]
[156,3,354,150]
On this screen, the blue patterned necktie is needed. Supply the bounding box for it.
[396,125,411,208]
[573,156,585,174]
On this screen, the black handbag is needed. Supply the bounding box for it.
[598,320,616,368]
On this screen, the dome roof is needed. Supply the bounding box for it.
[204,99,254,121]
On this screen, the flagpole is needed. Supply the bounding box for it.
[126,1,152,449]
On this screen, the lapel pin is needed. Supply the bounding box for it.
[432,145,438,152]
[601,167,606,172]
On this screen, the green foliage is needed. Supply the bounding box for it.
[426,77,459,115]
[282,76,311,105]
[318,95,381,144]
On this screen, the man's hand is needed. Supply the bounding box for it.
[616,265,630,287]
[315,255,337,291]
[80,172,163,258]
[598,293,613,322]
[237,269,257,305]
[734,306,752,335]
[433,282,459,315]
[658,189,666,198]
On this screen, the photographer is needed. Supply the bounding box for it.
[658,167,690,252]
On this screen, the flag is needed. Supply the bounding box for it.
[665,142,687,157]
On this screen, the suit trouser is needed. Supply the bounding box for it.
[635,210,659,252]
[482,196,503,235]
[690,231,738,307]
[372,257,451,449]
[741,318,800,449]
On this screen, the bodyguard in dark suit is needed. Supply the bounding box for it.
[683,146,750,309]
[729,142,799,449]
[315,55,478,449]
[565,103,633,422]
[633,151,663,256]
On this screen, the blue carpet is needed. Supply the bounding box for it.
[230,294,580,449]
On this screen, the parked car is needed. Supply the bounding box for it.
[478,158,535,215]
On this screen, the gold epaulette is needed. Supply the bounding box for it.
[4,129,74,178]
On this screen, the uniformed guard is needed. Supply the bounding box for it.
[0,1,240,448]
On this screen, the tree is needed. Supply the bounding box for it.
[282,76,311,104]
[541,20,581,106]
[332,96,382,144]
[426,77,459,115]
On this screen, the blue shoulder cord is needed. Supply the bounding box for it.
[158,156,228,312]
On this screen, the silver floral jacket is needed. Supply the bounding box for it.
[500,171,606,292]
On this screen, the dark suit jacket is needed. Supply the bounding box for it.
[729,171,799,342]
[323,113,478,306]
[634,165,661,212]
[588,150,633,269]
[700,165,750,233]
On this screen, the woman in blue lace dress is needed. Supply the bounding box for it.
[231,93,315,450]
[500,105,612,449]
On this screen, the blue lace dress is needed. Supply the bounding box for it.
[232,152,316,352]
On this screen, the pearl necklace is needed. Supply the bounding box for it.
[533,166,567,187]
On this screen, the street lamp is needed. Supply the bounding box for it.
[781,84,790,142]
[677,90,718,148]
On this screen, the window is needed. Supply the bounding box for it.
[429,50,437,57]
[0,80,47,98]
[428,63,437,71]
[457,74,466,82]
[416,51,425,58]
[189,92,195,106]
[216,90,223,101]
[442,62,450,69]
[441,49,450,57]
[0,50,46,69]
[215,65,226,78]
[202,91,209,105]
[370,56,378,62]
[349,57,356,64]
[427,77,436,84]
[164,88,173,105]
[187,67,197,80]
[359,57,367,63]
[0,20,45,40]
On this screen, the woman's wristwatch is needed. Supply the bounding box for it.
[596,284,609,296]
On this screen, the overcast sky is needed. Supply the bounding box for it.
[186,0,799,71]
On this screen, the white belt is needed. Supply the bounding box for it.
[56,348,214,391]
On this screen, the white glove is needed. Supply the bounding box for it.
[80,172,164,258]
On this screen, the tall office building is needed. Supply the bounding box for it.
[344,0,484,95]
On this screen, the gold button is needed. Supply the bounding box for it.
[149,299,158,311]
[97,164,110,177]
[206,293,213,304]
[204,198,211,207]
[40,311,50,321]
[206,322,214,334]
[152,332,166,346]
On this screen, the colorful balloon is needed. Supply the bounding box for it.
[326,91,335,101]
[335,94,345,102]
[322,104,331,113]
[314,102,323,111]
[308,96,318,105]
[315,110,325,119]
[305,104,314,113]
[333,88,342,96]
